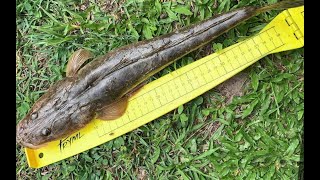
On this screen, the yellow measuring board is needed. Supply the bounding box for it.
[24,6,304,168]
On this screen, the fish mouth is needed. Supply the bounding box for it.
[16,124,48,149]
[17,140,48,149]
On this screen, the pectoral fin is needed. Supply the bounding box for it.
[96,83,146,121]
[96,97,129,120]
[66,49,93,77]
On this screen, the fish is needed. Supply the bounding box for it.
[16,0,304,149]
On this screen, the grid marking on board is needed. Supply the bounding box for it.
[95,26,285,137]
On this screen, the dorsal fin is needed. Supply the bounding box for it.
[66,49,93,77]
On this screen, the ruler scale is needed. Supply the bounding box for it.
[24,6,304,168]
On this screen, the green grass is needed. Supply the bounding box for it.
[16,0,304,179]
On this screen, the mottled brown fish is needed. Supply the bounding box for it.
[16,0,304,149]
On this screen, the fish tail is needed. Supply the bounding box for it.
[257,0,304,13]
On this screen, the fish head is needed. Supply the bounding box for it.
[16,78,95,149]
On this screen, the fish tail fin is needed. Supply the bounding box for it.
[257,0,304,13]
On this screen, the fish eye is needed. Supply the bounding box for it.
[41,128,51,136]
[31,112,38,119]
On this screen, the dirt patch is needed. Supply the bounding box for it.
[160,0,176,2]
[215,72,249,104]
[193,73,248,149]
[199,121,221,141]
[137,167,148,180]
[98,0,125,14]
